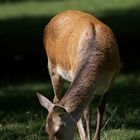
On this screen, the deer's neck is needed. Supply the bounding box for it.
[59,54,102,121]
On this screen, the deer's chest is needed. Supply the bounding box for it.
[57,66,73,82]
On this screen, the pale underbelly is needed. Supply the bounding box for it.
[57,65,73,82]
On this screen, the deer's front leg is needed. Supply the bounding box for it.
[77,106,92,140]
[93,93,107,140]
[48,63,64,103]
[84,106,92,140]
[77,118,87,140]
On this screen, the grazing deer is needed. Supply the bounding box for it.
[37,10,121,140]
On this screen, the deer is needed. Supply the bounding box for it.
[37,10,121,140]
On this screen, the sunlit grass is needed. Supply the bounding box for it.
[102,129,140,140]
[0,117,47,140]
[0,0,140,20]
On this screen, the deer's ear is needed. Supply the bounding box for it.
[37,92,54,112]
[53,106,67,116]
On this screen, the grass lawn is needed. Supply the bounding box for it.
[0,73,140,139]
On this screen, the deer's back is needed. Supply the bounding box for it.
[44,10,121,81]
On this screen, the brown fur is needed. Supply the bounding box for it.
[41,10,121,140]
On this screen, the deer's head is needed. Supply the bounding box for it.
[37,93,76,140]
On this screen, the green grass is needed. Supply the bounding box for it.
[0,73,140,139]
[102,129,140,140]
[0,0,140,20]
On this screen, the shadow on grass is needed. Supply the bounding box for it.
[0,95,39,110]
[0,84,54,110]
[105,73,140,129]
[0,15,52,83]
